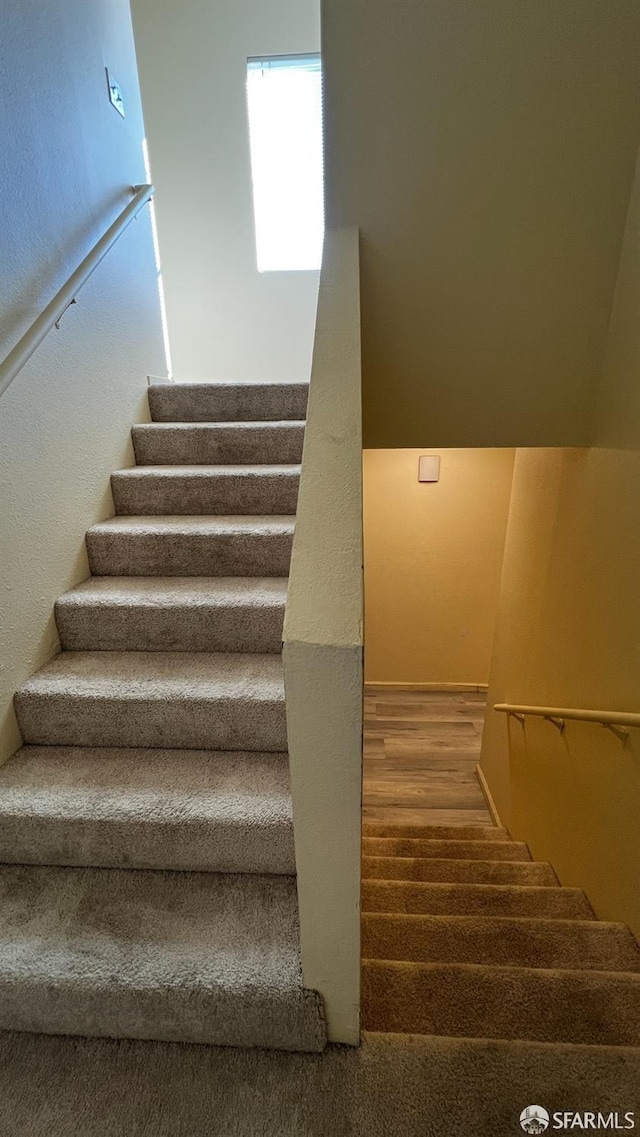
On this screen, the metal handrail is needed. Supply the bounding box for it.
[0,183,154,401]
[494,702,640,741]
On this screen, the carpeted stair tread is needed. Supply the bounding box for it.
[362,960,640,1046]
[363,823,509,841]
[362,855,558,885]
[2,1031,640,1136]
[0,864,326,1051]
[362,837,532,861]
[86,515,294,577]
[132,422,305,465]
[148,380,308,422]
[0,746,295,874]
[4,381,325,1054]
[362,913,640,971]
[111,465,300,516]
[55,577,288,653]
[14,651,286,751]
[361,879,595,919]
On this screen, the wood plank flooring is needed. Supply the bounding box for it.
[363,686,493,828]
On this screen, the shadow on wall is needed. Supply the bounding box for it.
[0,0,166,765]
[481,445,640,941]
[505,714,639,937]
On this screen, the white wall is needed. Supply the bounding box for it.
[0,0,166,763]
[131,0,320,383]
[284,229,363,1044]
[322,0,640,448]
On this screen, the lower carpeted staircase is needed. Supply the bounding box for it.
[362,823,640,1045]
[0,380,327,1052]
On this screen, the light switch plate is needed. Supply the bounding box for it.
[106,69,125,118]
[418,455,440,482]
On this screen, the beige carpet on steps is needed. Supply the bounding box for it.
[362,823,640,1047]
[0,1030,639,1137]
[3,379,325,1053]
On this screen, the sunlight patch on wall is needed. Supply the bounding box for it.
[142,137,173,377]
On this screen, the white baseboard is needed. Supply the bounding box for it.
[476,763,503,828]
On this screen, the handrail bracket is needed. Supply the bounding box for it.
[54,297,77,330]
[544,715,566,733]
[603,723,630,743]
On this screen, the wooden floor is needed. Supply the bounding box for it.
[363,686,493,828]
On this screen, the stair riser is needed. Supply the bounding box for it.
[362,915,640,971]
[0,817,296,875]
[86,531,293,577]
[0,984,324,1052]
[363,825,510,841]
[361,881,595,920]
[111,472,300,516]
[362,856,558,886]
[132,425,305,465]
[362,838,531,861]
[148,384,308,423]
[0,863,326,1053]
[362,961,640,1046]
[55,600,285,653]
[14,694,287,752]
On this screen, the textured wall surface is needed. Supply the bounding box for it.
[364,449,514,686]
[481,147,640,938]
[0,0,165,763]
[322,0,640,447]
[284,228,362,1043]
[131,0,320,383]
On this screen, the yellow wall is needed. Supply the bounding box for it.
[364,449,514,686]
[481,148,640,938]
[322,0,640,448]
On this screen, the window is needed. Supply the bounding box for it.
[246,54,324,272]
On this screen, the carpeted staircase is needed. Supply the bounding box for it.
[4,377,640,1066]
[1,380,327,1052]
[362,822,640,1046]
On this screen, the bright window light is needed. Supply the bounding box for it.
[246,54,324,272]
[142,138,173,378]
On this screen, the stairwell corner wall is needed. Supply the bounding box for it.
[0,0,166,765]
[480,143,640,941]
[283,227,363,1045]
[130,0,321,384]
